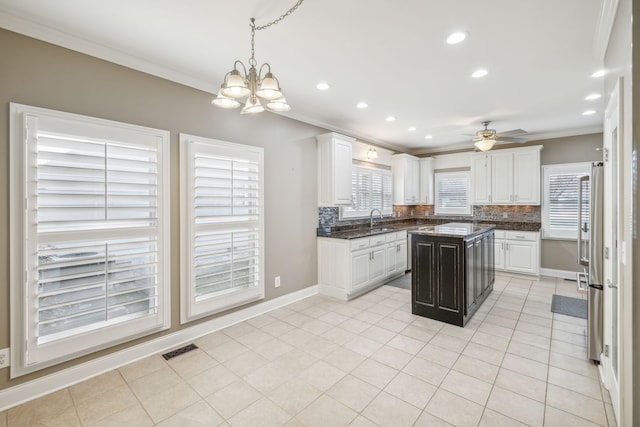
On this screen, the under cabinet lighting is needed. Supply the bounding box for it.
[582,110,596,116]
[585,93,601,101]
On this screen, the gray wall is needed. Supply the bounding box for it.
[527,133,603,273]
[0,29,325,388]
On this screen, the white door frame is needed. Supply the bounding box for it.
[602,77,623,422]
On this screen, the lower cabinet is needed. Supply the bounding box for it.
[412,228,495,326]
[494,230,540,275]
[318,230,407,300]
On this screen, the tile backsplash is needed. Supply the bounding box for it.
[318,204,540,231]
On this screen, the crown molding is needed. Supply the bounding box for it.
[0,11,217,94]
[593,0,620,60]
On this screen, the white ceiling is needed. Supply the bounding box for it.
[0,0,606,152]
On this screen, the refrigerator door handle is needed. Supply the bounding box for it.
[577,175,590,266]
[577,272,589,292]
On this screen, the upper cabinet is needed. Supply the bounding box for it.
[471,146,542,205]
[317,132,355,206]
[419,158,434,205]
[391,153,420,205]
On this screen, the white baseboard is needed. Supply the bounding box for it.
[0,285,319,412]
[540,268,579,280]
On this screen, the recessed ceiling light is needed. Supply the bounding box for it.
[408,126,417,132]
[591,70,605,78]
[425,134,433,140]
[385,116,396,122]
[446,31,468,44]
[472,69,488,78]
[585,93,601,101]
[316,82,331,90]
[356,102,368,109]
[582,110,596,116]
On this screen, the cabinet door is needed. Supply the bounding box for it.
[386,243,397,275]
[407,157,420,204]
[494,239,505,270]
[419,158,434,204]
[491,152,513,204]
[333,137,354,205]
[505,240,538,274]
[513,150,540,204]
[396,240,408,272]
[465,239,476,312]
[474,238,484,300]
[370,245,387,281]
[471,154,492,204]
[351,250,370,290]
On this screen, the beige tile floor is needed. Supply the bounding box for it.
[0,273,618,427]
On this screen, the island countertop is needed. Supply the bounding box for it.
[409,222,495,239]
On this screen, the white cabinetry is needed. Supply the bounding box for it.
[471,154,492,204]
[317,132,354,206]
[471,146,542,205]
[419,157,434,204]
[494,230,540,275]
[392,154,420,205]
[318,230,407,300]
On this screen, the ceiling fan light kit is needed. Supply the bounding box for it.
[212,0,305,114]
[471,120,528,151]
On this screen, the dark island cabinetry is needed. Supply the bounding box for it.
[411,223,495,327]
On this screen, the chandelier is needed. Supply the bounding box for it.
[212,1,305,114]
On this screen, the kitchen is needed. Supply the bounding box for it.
[0,0,636,426]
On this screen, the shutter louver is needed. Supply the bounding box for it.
[181,136,264,321]
[341,166,392,219]
[34,132,161,345]
[435,171,471,215]
[542,163,590,239]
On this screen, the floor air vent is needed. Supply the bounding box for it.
[162,343,198,360]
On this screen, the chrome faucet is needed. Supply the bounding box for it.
[370,208,383,230]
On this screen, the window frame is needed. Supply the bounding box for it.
[542,162,591,240]
[434,169,472,216]
[9,103,171,378]
[340,164,393,219]
[179,134,265,323]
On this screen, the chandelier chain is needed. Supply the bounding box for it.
[254,0,305,31]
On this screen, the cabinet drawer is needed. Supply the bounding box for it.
[350,237,370,251]
[494,230,506,239]
[396,230,407,241]
[385,232,398,243]
[505,231,538,241]
[370,235,387,246]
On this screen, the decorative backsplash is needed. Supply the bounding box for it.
[318,204,541,232]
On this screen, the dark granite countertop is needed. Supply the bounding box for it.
[317,219,540,239]
[409,222,495,239]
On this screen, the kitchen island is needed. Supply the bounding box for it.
[410,223,495,327]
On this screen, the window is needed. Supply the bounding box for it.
[542,162,590,239]
[341,165,392,219]
[180,134,264,322]
[434,169,471,215]
[9,103,170,377]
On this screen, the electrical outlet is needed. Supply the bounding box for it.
[502,212,508,219]
[274,276,281,288]
[0,348,10,368]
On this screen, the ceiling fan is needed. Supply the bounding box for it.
[472,121,528,151]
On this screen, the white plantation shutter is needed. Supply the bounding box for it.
[542,163,590,239]
[10,104,170,377]
[180,134,264,322]
[435,170,471,215]
[341,165,392,219]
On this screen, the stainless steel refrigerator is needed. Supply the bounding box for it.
[577,162,604,362]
